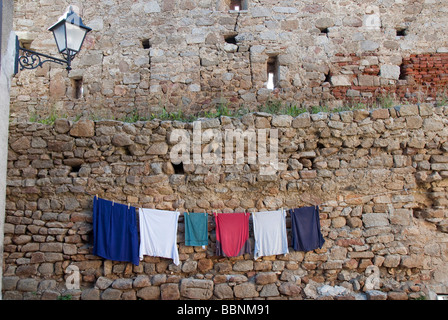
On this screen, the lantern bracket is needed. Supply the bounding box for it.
[14,36,73,74]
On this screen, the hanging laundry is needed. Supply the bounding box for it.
[92,197,140,266]
[290,206,325,252]
[139,208,180,266]
[252,210,289,260]
[214,212,251,257]
[184,212,208,247]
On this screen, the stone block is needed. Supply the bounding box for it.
[423,118,444,131]
[272,115,292,127]
[234,282,259,298]
[70,120,95,137]
[144,1,161,13]
[390,209,412,226]
[146,142,168,155]
[395,105,419,116]
[101,288,122,300]
[81,288,101,300]
[260,283,279,297]
[2,277,19,291]
[214,283,234,299]
[112,278,133,290]
[112,133,133,147]
[255,116,271,129]
[10,136,31,152]
[133,275,151,288]
[315,18,335,30]
[123,73,141,84]
[251,7,271,17]
[366,290,387,300]
[79,52,103,66]
[233,260,254,272]
[400,255,424,268]
[358,75,379,87]
[380,65,401,80]
[95,277,113,290]
[361,40,380,51]
[331,75,352,86]
[387,292,409,300]
[137,286,160,300]
[180,279,213,300]
[161,283,180,300]
[255,272,277,285]
[362,213,389,228]
[370,109,390,120]
[17,279,39,292]
[279,282,301,296]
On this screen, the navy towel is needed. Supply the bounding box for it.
[290,206,325,252]
[93,197,139,265]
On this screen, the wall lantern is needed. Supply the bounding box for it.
[14,6,91,74]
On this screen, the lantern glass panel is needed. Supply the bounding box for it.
[66,22,88,53]
[52,22,67,53]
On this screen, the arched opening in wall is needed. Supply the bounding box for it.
[319,27,329,36]
[172,162,185,174]
[266,56,279,90]
[70,165,82,174]
[224,34,237,45]
[396,28,407,38]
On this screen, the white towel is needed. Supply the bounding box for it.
[139,208,180,266]
[252,210,289,260]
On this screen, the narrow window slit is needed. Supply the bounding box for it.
[229,0,247,11]
[266,56,279,90]
[399,63,407,80]
[141,39,151,49]
[72,78,83,100]
[324,71,331,84]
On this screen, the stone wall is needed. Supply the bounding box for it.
[10,0,448,122]
[2,104,448,300]
[1,0,15,300]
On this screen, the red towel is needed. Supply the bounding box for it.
[214,212,251,257]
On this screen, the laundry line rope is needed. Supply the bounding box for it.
[81,186,437,216]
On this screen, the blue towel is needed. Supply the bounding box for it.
[290,206,325,252]
[93,197,139,265]
[184,212,208,247]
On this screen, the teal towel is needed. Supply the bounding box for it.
[185,212,208,247]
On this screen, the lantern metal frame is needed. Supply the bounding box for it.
[14,7,91,74]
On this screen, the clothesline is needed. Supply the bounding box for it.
[88,187,432,216]
[92,197,325,266]
[91,187,437,266]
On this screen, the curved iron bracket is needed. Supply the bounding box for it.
[14,36,72,75]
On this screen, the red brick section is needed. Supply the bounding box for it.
[330,53,448,103]
[402,53,448,87]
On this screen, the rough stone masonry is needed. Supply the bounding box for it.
[2,104,448,300]
[9,0,448,122]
